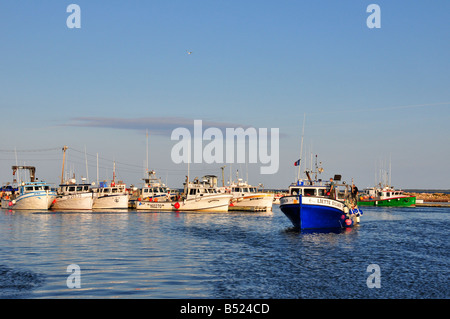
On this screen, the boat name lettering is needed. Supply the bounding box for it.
[147,203,165,208]
[309,197,344,209]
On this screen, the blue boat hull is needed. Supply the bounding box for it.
[280,200,352,229]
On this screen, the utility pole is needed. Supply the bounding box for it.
[61,145,68,184]
[220,166,226,187]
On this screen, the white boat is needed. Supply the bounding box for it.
[92,181,129,209]
[51,179,94,210]
[1,166,56,210]
[135,170,177,210]
[136,173,232,212]
[226,178,274,211]
[181,175,233,212]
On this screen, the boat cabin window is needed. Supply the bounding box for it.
[189,189,197,195]
[25,186,34,192]
[317,188,325,196]
[289,187,326,196]
[68,186,76,192]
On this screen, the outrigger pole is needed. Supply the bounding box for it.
[297,113,306,181]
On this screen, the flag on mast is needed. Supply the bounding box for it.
[294,159,300,166]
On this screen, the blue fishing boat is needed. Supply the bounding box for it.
[283,118,363,229]
[280,173,363,230]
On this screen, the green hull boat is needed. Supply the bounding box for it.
[358,187,416,207]
[358,196,416,207]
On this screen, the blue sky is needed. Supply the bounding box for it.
[0,0,449,189]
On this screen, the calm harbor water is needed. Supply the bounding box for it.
[0,205,448,299]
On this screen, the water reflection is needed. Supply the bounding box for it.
[0,205,448,298]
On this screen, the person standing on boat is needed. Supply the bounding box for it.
[351,184,359,205]
[328,178,336,199]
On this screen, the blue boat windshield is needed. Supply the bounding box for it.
[289,187,327,197]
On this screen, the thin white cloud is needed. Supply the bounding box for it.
[64,116,252,136]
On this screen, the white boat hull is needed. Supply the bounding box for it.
[136,200,174,211]
[51,194,94,210]
[1,191,56,210]
[136,194,232,212]
[181,194,232,212]
[229,194,274,211]
[93,194,129,209]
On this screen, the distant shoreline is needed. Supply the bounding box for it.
[266,188,450,194]
[265,188,450,202]
[404,191,450,202]
[404,189,450,194]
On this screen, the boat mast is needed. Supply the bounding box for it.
[96,153,99,185]
[84,146,89,182]
[389,154,392,187]
[146,129,149,174]
[113,161,116,183]
[297,113,306,181]
[14,147,19,184]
